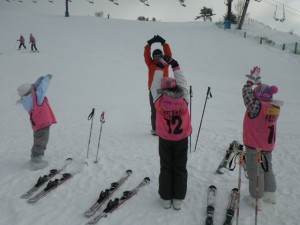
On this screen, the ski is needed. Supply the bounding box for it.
[223,188,239,225]
[21,158,72,199]
[27,172,76,203]
[86,177,150,225]
[84,169,133,217]
[216,140,245,174]
[206,185,217,225]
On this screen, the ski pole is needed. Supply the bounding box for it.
[255,148,262,225]
[194,87,212,152]
[189,85,193,153]
[86,108,95,159]
[94,111,105,164]
[236,145,244,225]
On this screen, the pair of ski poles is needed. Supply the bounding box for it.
[86,108,105,163]
[235,148,263,225]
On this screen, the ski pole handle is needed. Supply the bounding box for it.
[100,111,105,123]
[86,108,95,159]
[88,108,95,120]
[256,149,262,164]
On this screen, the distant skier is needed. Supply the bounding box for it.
[17,35,26,50]
[17,74,57,171]
[144,35,172,136]
[29,33,38,52]
[242,66,283,210]
[151,55,192,210]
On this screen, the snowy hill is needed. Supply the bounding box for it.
[0,9,300,225]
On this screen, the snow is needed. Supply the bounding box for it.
[1,9,300,225]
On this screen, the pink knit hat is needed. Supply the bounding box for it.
[161,77,177,90]
[254,84,278,101]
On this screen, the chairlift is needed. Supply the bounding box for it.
[108,0,119,5]
[179,0,186,7]
[139,0,149,7]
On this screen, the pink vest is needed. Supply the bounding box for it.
[29,92,57,131]
[155,95,192,141]
[243,101,280,151]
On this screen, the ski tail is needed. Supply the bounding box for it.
[206,185,217,225]
[223,188,239,225]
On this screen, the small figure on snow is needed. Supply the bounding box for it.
[17,74,57,171]
[144,35,172,136]
[29,33,38,52]
[17,35,26,50]
[242,66,283,210]
[151,55,192,210]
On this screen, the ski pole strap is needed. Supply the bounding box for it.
[88,108,95,120]
[260,151,269,172]
[228,152,239,171]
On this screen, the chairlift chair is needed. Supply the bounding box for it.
[108,0,119,5]
[139,0,149,6]
[279,4,285,22]
[273,5,279,21]
[179,0,186,7]
[273,4,285,22]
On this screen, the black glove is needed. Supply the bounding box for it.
[147,36,157,46]
[160,55,172,65]
[156,35,166,45]
[170,59,179,68]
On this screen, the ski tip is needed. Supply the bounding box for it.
[126,169,133,174]
[144,177,150,182]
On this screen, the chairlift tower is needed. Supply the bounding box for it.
[65,0,72,17]
[237,0,250,30]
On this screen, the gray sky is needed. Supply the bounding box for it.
[1,0,300,34]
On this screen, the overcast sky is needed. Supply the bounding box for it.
[1,0,300,34]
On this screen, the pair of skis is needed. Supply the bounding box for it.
[21,158,75,202]
[85,173,150,225]
[84,169,133,217]
[205,185,238,225]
